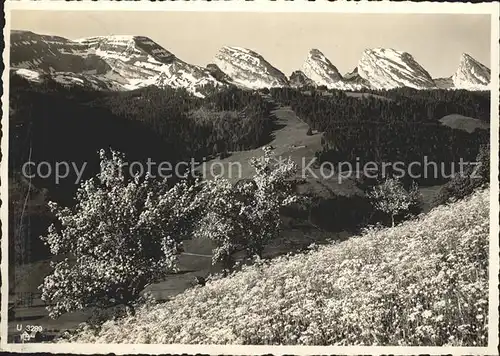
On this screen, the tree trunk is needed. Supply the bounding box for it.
[125,304,136,317]
[246,246,263,261]
[391,215,395,227]
[221,254,235,277]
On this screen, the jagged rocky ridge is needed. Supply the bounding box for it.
[10,30,491,93]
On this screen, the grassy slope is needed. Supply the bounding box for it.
[68,188,489,346]
[439,114,489,133]
[195,100,362,198]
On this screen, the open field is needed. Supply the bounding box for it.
[439,113,490,133]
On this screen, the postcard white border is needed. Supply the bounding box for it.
[1,1,499,355]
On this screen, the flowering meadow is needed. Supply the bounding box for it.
[66,188,489,345]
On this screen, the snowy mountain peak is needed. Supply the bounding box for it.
[308,48,333,61]
[461,53,475,61]
[358,47,436,89]
[10,30,224,97]
[214,46,289,89]
[301,48,342,86]
[452,53,490,90]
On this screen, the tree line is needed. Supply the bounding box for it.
[270,87,490,185]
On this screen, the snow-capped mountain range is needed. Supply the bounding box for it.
[10,30,492,95]
[11,30,223,96]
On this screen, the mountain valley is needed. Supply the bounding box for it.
[7,26,492,345]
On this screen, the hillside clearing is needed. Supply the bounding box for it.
[439,114,489,133]
[66,188,489,346]
[195,101,362,198]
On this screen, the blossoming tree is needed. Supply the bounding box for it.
[39,150,203,318]
[196,147,298,274]
[367,178,421,227]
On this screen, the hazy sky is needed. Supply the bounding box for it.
[11,11,491,78]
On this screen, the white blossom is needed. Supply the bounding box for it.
[40,149,203,318]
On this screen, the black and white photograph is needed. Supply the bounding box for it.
[1,1,498,353]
